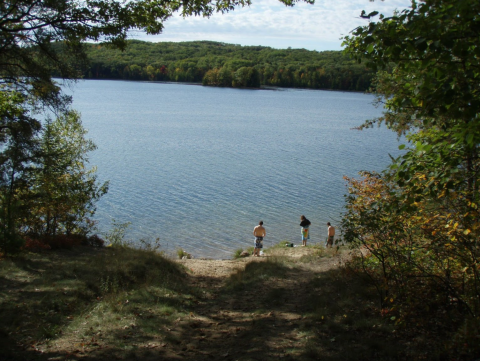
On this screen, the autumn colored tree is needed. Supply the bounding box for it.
[342,0,480,356]
[202,68,223,86]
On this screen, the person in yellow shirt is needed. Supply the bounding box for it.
[253,221,266,256]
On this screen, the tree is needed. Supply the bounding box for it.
[218,66,233,86]
[343,0,480,196]
[232,66,260,87]
[0,89,40,253]
[342,0,480,354]
[28,111,108,238]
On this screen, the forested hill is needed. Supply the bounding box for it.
[83,40,374,91]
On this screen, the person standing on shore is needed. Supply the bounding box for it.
[326,222,335,248]
[300,215,311,247]
[253,221,266,256]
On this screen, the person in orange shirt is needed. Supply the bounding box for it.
[253,221,266,256]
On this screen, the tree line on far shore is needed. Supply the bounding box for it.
[81,40,375,91]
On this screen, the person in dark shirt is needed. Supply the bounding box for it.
[300,215,311,246]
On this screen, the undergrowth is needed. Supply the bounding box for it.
[0,243,472,360]
[233,246,254,259]
[0,246,190,360]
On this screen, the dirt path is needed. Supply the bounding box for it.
[165,248,346,360]
[11,247,348,361]
[2,246,451,360]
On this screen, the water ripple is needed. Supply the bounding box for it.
[68,81,403,259]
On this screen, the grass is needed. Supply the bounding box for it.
[217,244,457,360]
[0,246,191,360]
[225,256,288,291]
[233,240,306,259]
[0,243,469,360]
[270,240,295,248]
[298,268,402,360]
[233,246,254,259]
[176,248,190,259]
[216,246,404,360]
[296,245,345,263]
[233,248,245,259]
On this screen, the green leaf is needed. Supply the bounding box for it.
[466,133,474,145]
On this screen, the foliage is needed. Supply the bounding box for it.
[233,248,244,259]
[343,0,480,197]
[176,248,192,259]
[0,90,41,254]
[342,0,480,357]
[0,105,106,254]
[344,0,480,135]
[137,236,163,253]
[27,111,109,238]
[84,40,375,91]
[342,170,480,356]
[1,0,313,100]
[23,234,105,250]
[3,0,308,97]
[104,220,131,247]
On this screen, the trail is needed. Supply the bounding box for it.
[163,248,346,360]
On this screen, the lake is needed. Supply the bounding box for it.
[67,80,401,258]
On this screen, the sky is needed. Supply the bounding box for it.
[131,0,412,52]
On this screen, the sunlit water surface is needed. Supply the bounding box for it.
[66,80,401,258]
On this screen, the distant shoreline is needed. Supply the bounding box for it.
[67,77,368,94]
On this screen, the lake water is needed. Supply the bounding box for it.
[67,80,401,259]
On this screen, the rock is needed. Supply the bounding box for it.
[240,251,250,258]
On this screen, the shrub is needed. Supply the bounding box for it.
[176,248,190,259]
[23,237,51,251]
[233,248,244,259]
[44,235,84,249]
[82,234,105,248]
[23,234,104,251]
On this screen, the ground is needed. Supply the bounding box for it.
[166,247,350,360]
[0,245,413,361]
